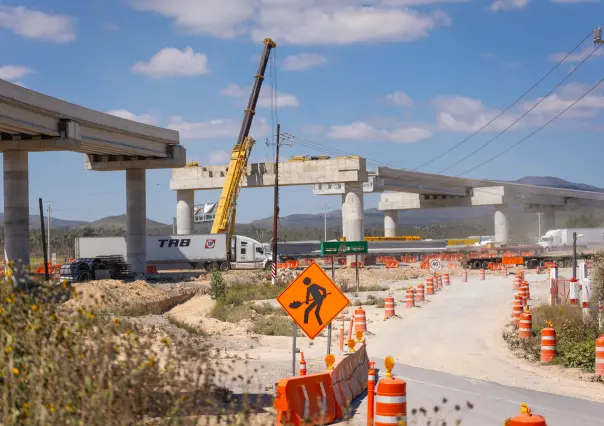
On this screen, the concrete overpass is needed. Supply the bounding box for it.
[0,80,185,273]
[170,156,604,249]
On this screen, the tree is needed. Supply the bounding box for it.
[209,266,227,301]
[592,250,604,329]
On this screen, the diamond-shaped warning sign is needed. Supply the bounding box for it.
[277,262,350,340]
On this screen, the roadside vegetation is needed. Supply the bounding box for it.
[503,251,604,376]
[0,272,265,425]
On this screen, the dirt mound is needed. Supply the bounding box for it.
[61,280,199,314]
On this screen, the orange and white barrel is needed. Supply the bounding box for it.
[437,274,443,290]
[462,270,467,283]
[501,266,508,277]
[443,273,450,286]
[299,352,306,376]
[518,284,527,307]
[384,296,395,320]
[426,277,434,295]
[479,268,485,280]
[550,265,558,280]
[513,274,522,291]
[519,308,532,339]
[416,284,425,302]
[524,281,531,301]
[405,288,414,308]
[375,377,407,426]
[505,404,546,426]
[512,295,523,328]
[596,335,604,377]
[354,308,367,333]
[540,327,556,362]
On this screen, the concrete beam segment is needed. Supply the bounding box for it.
[379,192,471,210]
[313,175,380,195]
[494,210,509,244]
[85,145,186,171]
[384,210,397,237]
[3,151,30,269]
[471,186,568,207]
[375,167,470,196]
[126,169,147,274]
[0,80,180,157]
[170,157,368,191]
[176,190,195,235]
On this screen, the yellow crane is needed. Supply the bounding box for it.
[210,38,277,235]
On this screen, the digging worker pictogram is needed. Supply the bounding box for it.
[303,277,328,325]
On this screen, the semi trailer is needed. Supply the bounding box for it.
[75,234,271,271]
[537,228,604,251]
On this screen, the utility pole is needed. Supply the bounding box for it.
[271,123,280,286]
[323,204,330,241]
[572,231,578,279]
[46,203,52,258]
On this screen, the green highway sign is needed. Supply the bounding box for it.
[321,241,368,256]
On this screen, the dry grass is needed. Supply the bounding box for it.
[0,272,265,425]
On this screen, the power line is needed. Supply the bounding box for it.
[458,76,604,177]
[437,43,601,175]
[413,29,595,172]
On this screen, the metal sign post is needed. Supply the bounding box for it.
[327,255,336,355]
[355,254,360,293]
[292,323,297,376]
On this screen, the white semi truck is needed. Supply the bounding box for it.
[75,234,272,271]
[537,228,604,251]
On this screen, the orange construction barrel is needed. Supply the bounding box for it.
[375,377,407,426]
[504,403,547,425]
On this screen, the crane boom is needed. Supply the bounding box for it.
[211,38,276,235]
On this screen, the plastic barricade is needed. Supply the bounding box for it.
[274,373,337,425]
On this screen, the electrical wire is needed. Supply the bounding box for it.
[413,29,595,172]
[437,43,601,174]
[458,76,604,177]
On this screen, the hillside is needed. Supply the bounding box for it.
[86,215,172,232]
[0,214,87,229]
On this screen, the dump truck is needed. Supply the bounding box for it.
[75,234,271,271]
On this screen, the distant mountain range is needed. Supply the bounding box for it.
[5,176,603,230]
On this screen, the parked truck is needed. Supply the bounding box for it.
[75,234,271,272]
[537,228,604,251]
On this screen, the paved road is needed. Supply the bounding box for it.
[341,360,604,425]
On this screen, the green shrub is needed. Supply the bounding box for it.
[559,340,596,372]
[251,316,294,336]
[209,267,227,301]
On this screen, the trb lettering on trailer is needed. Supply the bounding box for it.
[158,239,191,248]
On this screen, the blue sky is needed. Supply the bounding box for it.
[1,0,604,224]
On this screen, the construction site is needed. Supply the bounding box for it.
[3,10,604,426]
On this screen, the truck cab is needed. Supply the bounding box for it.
[537,230,561,251]
[231,235,271,270]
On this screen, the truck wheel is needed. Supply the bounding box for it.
[544,247,551,253]
[481,261,490,270]
[472,260,482,269]
[265,262,272,272]
[556,260,564,268]
[219,261,231,271]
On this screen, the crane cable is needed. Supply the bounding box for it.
[412,29,595,172]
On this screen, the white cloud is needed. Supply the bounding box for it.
[548,46,603,63]
[432,95,519,132]
[488,0,530,10]
[385,91,414,107]
[167,116,270,140]
[131,47,210,78]
[106,109,158,125]
[208,150,231,164]
[328,121,432,143]
[0,6,76,42]
[0,65,34,81]
[220,83,300,108]
[282,53,327,71]
[130,0,452,45]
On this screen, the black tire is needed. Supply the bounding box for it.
[556,260,564,268]
[544,247,551,253]
[472,260,482,269]
[77,271,91,283]
[219,261,231,271]
[481,260,490,269]
[264,262,272,272]
[203,262,212,272]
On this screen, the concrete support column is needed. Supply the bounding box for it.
[342,183,364,265]
[3,151,30,271]
[176,189,195,235]
[384,210,397,237]
[494,209,509,244]
[126,169,146,274]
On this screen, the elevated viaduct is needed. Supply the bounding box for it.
[0,80,185,273]
[171,157,604,255]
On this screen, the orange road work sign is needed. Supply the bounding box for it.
[277,262,350,340]
[502,257,524,265]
